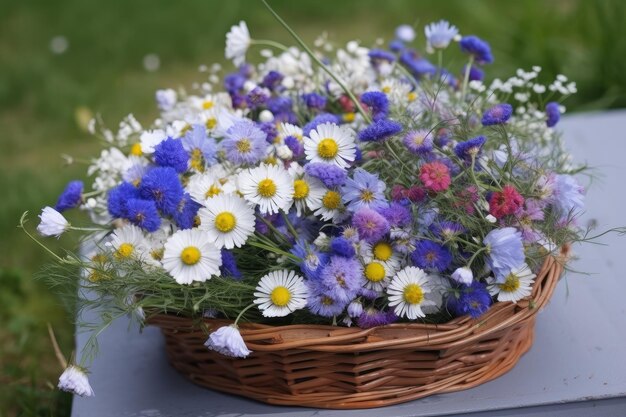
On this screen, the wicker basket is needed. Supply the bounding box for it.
[148,248,567,409]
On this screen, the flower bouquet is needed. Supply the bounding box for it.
[25,2,589,409]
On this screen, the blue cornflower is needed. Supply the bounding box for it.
[306,280,348,317]
[358,119,403,142]
[545,102,560,127]
[304,162,347,188]
[302,93,327,110]
[459,35,494,64]
[368,49,396,62]
[303,113,341,136]
[465,65,484,82]
[173,193,201,230]
[291,240,328,281]
[220,249,242,279]
[107,182,140,218]
[257,122,278,144]
[182,125,217,170]
[403,129,434,155]
[284,135,304,159]
[139,167,184,216]
[124,198,161,232]
[448,281,492,318]
[221,120,268,164]
[154,138,189,173]
[261,70,283,91]
[482,103,513,126]
[454,135,487,162]
[245,87,269,109]
[483,227,525,282]
[352,208,390,243]
[388,39,405,52]
[377,202,412,228]
[411,240,452,272]
[267,96,293,115]
[55,180,83,212]
[341,168,388,212]
[430,221,465,240]
[330,237,356,258]
[360,91,389,121]
[319,256,364,303]
[223,72,246,93]
[400,52,437,77]
[357,308,398,329]
[553,174,584,220]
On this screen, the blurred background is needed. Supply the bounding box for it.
[1,0,624,415]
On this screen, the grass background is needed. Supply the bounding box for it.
[1,0,625,415]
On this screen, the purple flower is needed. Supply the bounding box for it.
[552,174,584,220]
[430,221,465,240]
[447,281,492,318]
[267,97,293,115]
[357,308,398,329]
[464,65,484,81]
[302,93,327,110]
[352,208,390,243]
[223,73,245,93]
[545,102,560,127]
[341,168,388,212]
[55,180,83,212]
[303,113,341,136]
[483,227,525,282]
[482,103,513,126]
[245,87,269,109]
[319,256,364,303]
[107,182,140,218]
[306,280,347,317]
[284,135,304,159]
[330,237,356,258]
[360,91,389,120]
[257,121,278,144]
[515,199,545,243]
[125,198,161,232]
[459,35,494,65]
[377,202,412,228]
[220,249,242,279]
[261,70,283,91]
[139,167,184,216]
[222,120,268,164]
[400,52,437,77]
[403,130,434,155]
[182,125,217,168]
[154,138,189,173]
[304,163,347,188]
[291,240,328,280]
[410,240,452,272]
[368,49,396,62]
[358,119,403,142]
[454,135,487,162]
[173,193,201,230]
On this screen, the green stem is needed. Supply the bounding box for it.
[250,39,290,53]
[18,212,67,263]
[247,239,301,263]
[82,190,105,198]
[234,303,257,326]
[281,210,299,240]
[466,246,489,269]
[436,49,443,79]
[261,0,371,124]
[461,55,474,101]
[69,226,110,232]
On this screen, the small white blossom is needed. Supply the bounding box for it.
[155,89,177,111]
[485,214,497,223]
[258,109,274,123]
[395,24,416,42]
[58,365,94,397]
[451,267,474,285]
[225,21,250,66]
[204,325,251,358]
[37,207,70,238]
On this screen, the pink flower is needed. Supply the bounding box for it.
[489,185,524,218]
[419,161,451,192]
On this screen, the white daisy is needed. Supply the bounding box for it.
[253,269,308,317]
[139,129,166,154]
[487,263,536,303]
[287,164,326,216]
[37,207,69,238]
[204,324,251,358]
[304,123,356,169]
[198,194,255,249]
[225,21,251,66]
[278,122,303,142]
[237,164,294,215]
[359,240,401,271]
[387,266,433,320]
[361,255,395,292]
[424,20,459,50]
[58,365,94,397]
[310,188,347,221]
[107,224,151,263]
[162,229,222,285]
[186,172,236,204]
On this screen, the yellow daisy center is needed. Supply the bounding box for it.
[342,113,355,123]
[205,184,222,199]
[270,286,291,307]
[500,273,521,292]
[321,296,334,306]
[115,243,134,259]
[322,190,341,209]
[206,118,217,129]
[151,248,164,261]
[263,156,278,165]
[181,246,201,265]
[236,139,251,153]
[403,283,424,305]
[202,100,214,109]
[181,123,192,134]
[215,212,236,233]
[364,262,386,282]
[373,242,393,261]
[407,92,417,102]
[190,148,204,172]
[360,190,374,202]
[382,86,391,94]
[317,138,339,159]
[130,143,143,156]
[257,178,277,198]
[293,179,309,200]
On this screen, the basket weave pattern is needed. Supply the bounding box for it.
[149,253,565,409]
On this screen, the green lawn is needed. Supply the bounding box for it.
[1,0,625,415]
